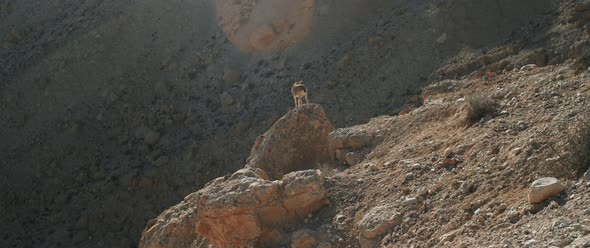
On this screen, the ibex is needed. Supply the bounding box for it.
[291,81,309,108]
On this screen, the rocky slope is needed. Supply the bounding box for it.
[141,59,590,247]
[140,1,590,247]
[1,0,588,247]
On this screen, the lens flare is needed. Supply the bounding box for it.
[216,0,316,53]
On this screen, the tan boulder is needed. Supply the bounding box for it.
[328,126,383,164]
[139,169,328,248]
[357,205,402,247]
[282,170,327,216]
[246,104,334,180]
[529,177,566,203]
[198,169,328,247]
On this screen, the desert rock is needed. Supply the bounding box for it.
[140,169,328,248]
[358,205,402,240]
[246,104,334,179]
[529,177,566,203]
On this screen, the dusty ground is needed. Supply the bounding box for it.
[1,0,587,247]
[319,62,590,247]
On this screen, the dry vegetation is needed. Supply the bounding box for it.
[568,111,590,176]
[466,94,498,125]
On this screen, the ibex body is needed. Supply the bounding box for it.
[291,81,309,108]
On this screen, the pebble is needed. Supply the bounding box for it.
[515,121,528,131]
[444,148,453,158]
[506,210,520,222]
[401,198,418,206]
[417,187,429,196]
[459,181,473,194]
[439,229,459,242]
[334,214,346,222]
[442,158,459,166]
[524,239,538,246]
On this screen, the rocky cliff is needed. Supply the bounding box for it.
[140,2,590,247]
[140,104,333,248]
[2,0,589,247]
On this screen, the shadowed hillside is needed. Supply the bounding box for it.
[3,0,583,247]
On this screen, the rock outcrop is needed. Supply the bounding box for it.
[138,202,209,248]
[140,169,328,248]
[329,125,384,165]
[246,104,334,180]
[140,104,333,248]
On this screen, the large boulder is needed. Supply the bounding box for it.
[140,104,333,247]
[529,177,566,203]
[139,169,328,248]
[246,104,334,180]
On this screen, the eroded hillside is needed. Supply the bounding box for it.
[140,1,590,247]
[2,0,587,247]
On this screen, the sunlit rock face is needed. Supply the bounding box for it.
[216,0,315,53]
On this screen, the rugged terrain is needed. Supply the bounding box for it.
[140,1,590,247]
[2,0,590,247]
[140,60,590,247]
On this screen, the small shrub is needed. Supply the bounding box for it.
[466,94,497,124]
[572,54,590,74]
[543,112,590,177]
[567,112,590,175]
